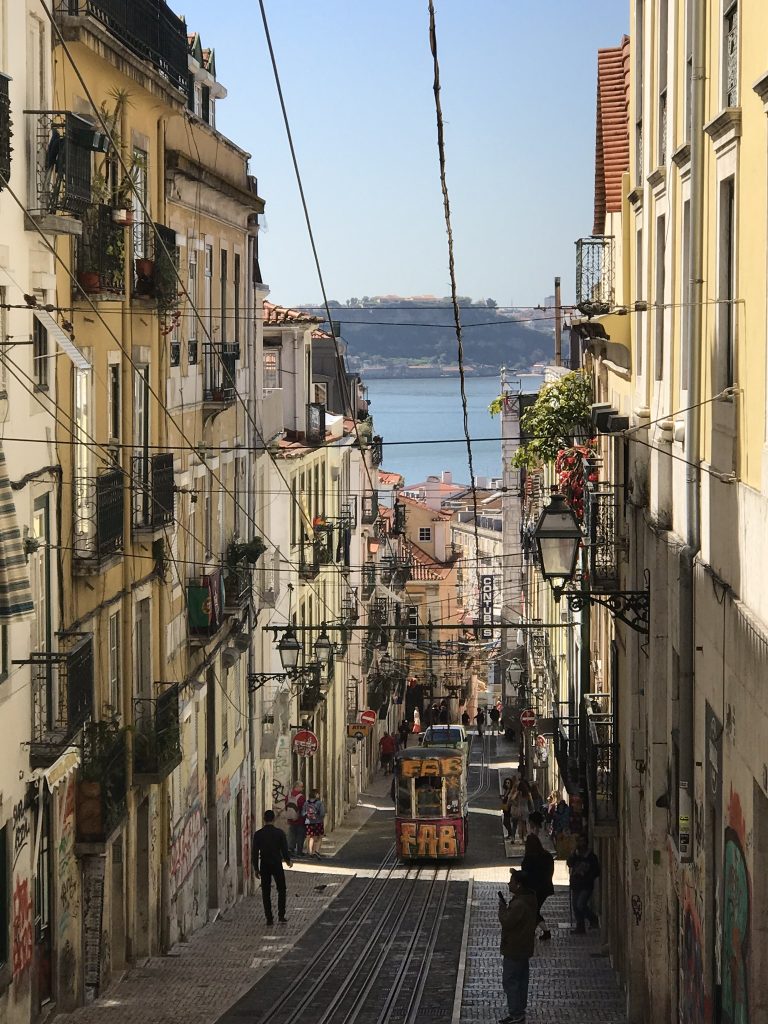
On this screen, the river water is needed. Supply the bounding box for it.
[366,375,542,487]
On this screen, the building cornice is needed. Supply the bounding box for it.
[703,108,742,154]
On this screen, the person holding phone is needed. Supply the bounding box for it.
[497,870,538,1024]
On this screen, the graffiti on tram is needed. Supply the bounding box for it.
[399,756,463,779]
[396,818,464,859]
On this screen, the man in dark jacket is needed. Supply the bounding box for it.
[252,810,292,925]
[497,869,538,1024]
[566,834,600,933]
[521,834,555,940]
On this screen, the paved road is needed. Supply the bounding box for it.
[52,733,627,1024]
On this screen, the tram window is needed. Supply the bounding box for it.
[396,777,411,814]
[445,779,460,815]
[415,777,443,818]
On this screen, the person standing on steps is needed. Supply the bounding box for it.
[567,834,601,933]
[303,789,327,857]
[474,707,486,737]
[284,781,306,856]
[398,718,410,749]
[521,834,555,940]
[489,704,501,735]
[497,869,538,1024]
[252,809,292,926]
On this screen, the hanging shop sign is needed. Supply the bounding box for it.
[347,724,370,741]
[479,574,494,640]
[292,729,319,757]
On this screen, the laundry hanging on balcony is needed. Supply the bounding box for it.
[0,443,34,622]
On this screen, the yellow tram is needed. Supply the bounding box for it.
[393,746,469,859]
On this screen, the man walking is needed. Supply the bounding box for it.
[475,707,486,737]
[285,781,306,856]
[567,834,600,933]
[489,704,501,735]
[498,869,538,1024]
[252,809,292,926]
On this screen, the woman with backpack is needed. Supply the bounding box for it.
[521,833,555,940]
[303,789,327,858]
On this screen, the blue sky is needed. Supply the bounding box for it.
[178,1,629,307]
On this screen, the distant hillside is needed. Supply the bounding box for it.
[304,299,555,371]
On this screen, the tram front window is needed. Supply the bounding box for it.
[415,777,443,818]
[396,777,411,814]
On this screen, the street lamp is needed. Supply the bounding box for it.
[313,627,333,666]
[533,493,582,601]
[379,652,393,676]
[277,627,301,673]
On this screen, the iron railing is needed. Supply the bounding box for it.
[370,435,383,467]
[362,562,376,598]
[133,683,182,783]
[725,5,739,107]
[584,694,618,834]
[392,502,406,536]
[73,468,124,562]
[299,537,321,580]
[0,74,12,192]
[575,235,615,317]
[56,0,188,94]
[224,565,250,610]
[554,705,580,794]
[77,722,128,843]
[361,492,378,524]
[132,452,174,531]
[299,670,323,714]
[134,221,179,306]
[76,203,125,295]
[586,485,620,590]
[29,634,93,767]
[27,110,92,219]
[203,342,237,403]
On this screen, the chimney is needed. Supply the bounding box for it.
[441,470,452,485]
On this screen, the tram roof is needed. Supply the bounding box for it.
[394,747,460,761]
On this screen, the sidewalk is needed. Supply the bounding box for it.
[53,777,390,1024]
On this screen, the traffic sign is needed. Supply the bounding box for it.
[519,709,536,729]
[292,729,319,757]
[347,724,368,741]
[359,709,377,726]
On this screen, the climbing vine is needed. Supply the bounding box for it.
[509,370,594,469]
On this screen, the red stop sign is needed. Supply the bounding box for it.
[360,709,377,726]
[292,729,319,757]
[519,709,536,729]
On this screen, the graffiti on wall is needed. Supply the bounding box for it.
[12,877,33,976]
[272,735,291,816]
[170,802,205,895]
[680,893,708,1024]
[722,789,750,1024]
[12,801,30,869]
[58,776,79,938]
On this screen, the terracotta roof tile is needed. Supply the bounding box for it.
[408,542,456,581]
[378,470,404,486]
[593,35,630,234]
[399,494,454,520]
[263,301,322,326]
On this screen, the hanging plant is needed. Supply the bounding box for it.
[555,445,598,522]
[488,394,509,417]
[511,370,593,469]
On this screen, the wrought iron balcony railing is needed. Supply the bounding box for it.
[362,562,376,598]
[299,537,321,581]
[370,435,383,468]
[392,502,406,536]
[133,683,182,784]
[361,492,378,525]
[202,342,238,404]
[27,110,93,223]
[575,235,615,317]
[132,452,174,532]
[224,565,251,611]
[55,0,189,94]
[77,722,128,843]
[585,694,618,835]
[76,203,126,296]
[586,486,620,590]
[134,221,179,309]
[73,468,124,563]
[299,670,323,714]
[0,74,12,193]
[553,706,580,794]
[28,633,93,767]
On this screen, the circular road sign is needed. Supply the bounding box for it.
[360,709,377,726]
[519,709,536,729]
[292,729,319,757]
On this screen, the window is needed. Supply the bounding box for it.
[108,363,120,443]
[109,610,120,716]
[188,247,198,363]
[220,249,228,342]
[654,215,666,379]
[681,200,691,390]
[291,476,298,548]
[415,777,443,818]
[406,605,419,643]
[201,85,210,125]
[132,147,148,258]
[635,0,644,182]
[657,0,668,166]
[418,527,432,542]
[204,486,212,560]
[221,668,229,753]
[233,254,241,348]
[264,349,281,391]
[636,228,644,375]
[684,0,693,141]
[135,598,151,700]
[33,312,48,390]
[723,1,738,108]
[0,824,8,968]
[719,176,736,388]
[314,382,327,406]
[204,244,213,341]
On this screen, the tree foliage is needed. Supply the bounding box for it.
[510,370,593,469]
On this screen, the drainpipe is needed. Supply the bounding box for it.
[678,0,705,864]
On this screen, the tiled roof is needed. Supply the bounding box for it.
[312,329,332,339]
[399,494,454,520]
[408,542,456,582]
[378,470,404,486]
[263,301,322,326]
[593,35,630,235]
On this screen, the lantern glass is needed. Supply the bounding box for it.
[277,627,301,672]
[533,494,582,584]
[313,628,333,665]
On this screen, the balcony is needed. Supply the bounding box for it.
[73,468,124,567]
[370,435,383,468]
[306,402,326,444]
[586,486,620,590]
[26,110,93,234]
[134,221,179,311]
[299,537,321,581]
[0,74,11,194]
[75,203,126,297]
[55,0,188,95]
[76,721,128,845]
[362,562,376,599]
[133,683,182,784]
[575,235,615,318]
[392,502,406,536]
[202,342,238,411]
[585,695,617,835]
[361,492,378,525]
[28,634,93,768]
[554,704,580,794]
[132,452,174,533]
[187,569,224,641]
[224,565,251,611]
[299,673,324,715]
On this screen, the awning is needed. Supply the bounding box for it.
[33,309,91,371]
[29,746,81,792]
[572,311,631,370]
[0,444,34,622]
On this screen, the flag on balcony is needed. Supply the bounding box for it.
[0,444,34,622]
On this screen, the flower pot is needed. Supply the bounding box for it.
[112,208,134,226]
[77,270,102,295]
[135,258,155,279]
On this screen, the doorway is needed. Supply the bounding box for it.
[110,836,126,973]
[135,800,150,959]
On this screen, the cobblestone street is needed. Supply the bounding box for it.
[52,743,629,1024]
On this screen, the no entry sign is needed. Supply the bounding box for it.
[292,729,319,757]
[519,709,536,729]
[359,709,377,726]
